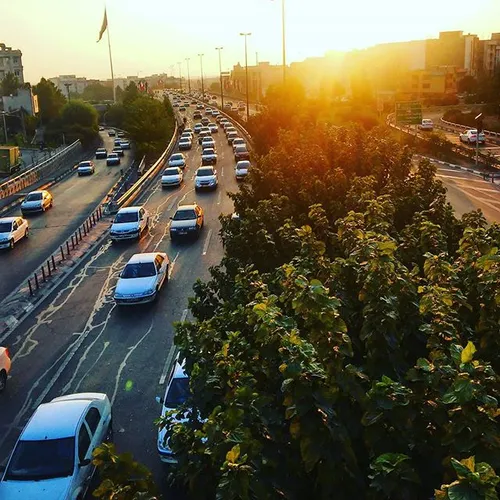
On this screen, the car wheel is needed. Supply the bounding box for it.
[25,228,29,239]
[0,371,7,392]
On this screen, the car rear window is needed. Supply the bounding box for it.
[121,262,157,278]
[164,168,179,175]
[173,209,197,220]
[25,193,42,201]
[166,377,190,407]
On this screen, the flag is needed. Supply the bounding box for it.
[97,9,108,42]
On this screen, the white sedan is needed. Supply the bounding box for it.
[161,167,183,188]
[114,252,170,305]
[77,160,95,176]
[168,153,186,168]
[0,217,29,249]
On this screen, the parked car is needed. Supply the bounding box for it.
[235,160,251,181]
[109,206,149,242]
[201,148,218,165]
[114,252,170,305]
[0,393,112,499]
[195,166,218,191]
[168,153,186,168]
[0,346,11,392]
[161,167,183,188]
[234,145,250,161]
[0,217,29,250]
[95,148,107,159]
[169,203,204,240]
[21,190,53,215]
[106,153,120,166]
[77,160,95,176]
[459,129,486,144]
[418,119,434,131]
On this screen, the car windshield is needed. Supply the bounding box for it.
[79,161,91,167]
[235,146,247,152]
[180,139,190,143]
[121,262,156,279]
[25,193,42,202]
[114,212,139,223]
[5,438,75,481]
[197,168,214,177]
[237,162,250,169]
[170,154,183,161]
[165,377,190,408]
[173,209,197,221]
[108,153,117,158]
[0,222,13,232]
[203,149,215,155]
[164,168,179,176]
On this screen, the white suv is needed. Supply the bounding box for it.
[0,347,11,392]
[110,206,149,241]
[0,393,113,500]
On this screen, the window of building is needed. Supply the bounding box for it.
[422,83,431,89]
[13,57,19,64]
[14,70,20,77]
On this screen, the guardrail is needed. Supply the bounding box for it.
[0,140,82,200]
[440,117,500,139]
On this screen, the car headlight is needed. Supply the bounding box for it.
[170,227,177,231]
[144,288,156,295]
[115,293,124,298]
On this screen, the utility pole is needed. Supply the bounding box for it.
[64,82,72,102]
[216,47,224,109]
[185,58,191,93]
[240,33,252,122]
[475,112,483,166]
[1,112,7,143]
[281,0,286,83]
[177,62,182,91]
[198,53,205,98]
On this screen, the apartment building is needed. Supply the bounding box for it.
[0,43,24,84]
[49,75,90,95]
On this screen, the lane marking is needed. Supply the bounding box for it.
[71,341,111,394]
[168,252,180,279]
[166,196,179,211]
[158,308,187,385]
[202,229,213,256]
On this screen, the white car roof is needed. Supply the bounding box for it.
[0,217,18,223]
[127,252,164,264]
[21,400,91,440]
[176,204,198,211]
[117,206,143,214]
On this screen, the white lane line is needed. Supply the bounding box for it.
[168,252,180,279]
[71,341,110,393]
[202,229,213,256]
[166,196,179,211]
[158,308,187,385]
[217,190,222,205]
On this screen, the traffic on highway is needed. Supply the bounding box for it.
[0,93,248,498]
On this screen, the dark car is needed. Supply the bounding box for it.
[112,146,124,157]
[193,111,202,120]
[234,145,250,161]
[95,148,107,159]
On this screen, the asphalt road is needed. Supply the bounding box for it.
[0,107,239,498]
[0,133,131,302]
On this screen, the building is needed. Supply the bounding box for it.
[230,62,283,101]
[478,33,500,76]
[49,75,90,95]
[2,88,39,116]
[0,43,24,84]
[400,66,465,98]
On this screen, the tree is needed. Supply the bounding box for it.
[157,119,500,499]
[33,77,66,123]
[81,82,113,102]
[60,99,99,145]
[457,75,477,94]
[122,81,140,105]
[1,72,20,96]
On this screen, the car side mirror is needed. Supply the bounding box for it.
[79,458,91,467]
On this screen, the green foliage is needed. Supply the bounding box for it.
[163,120,500,499]
[1,72,20,96]
[33,77,66,123]
[60,100,99,146]
[92,443,158,500]
[81,82,113,102]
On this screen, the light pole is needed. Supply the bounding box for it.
[1,112,7,143]
[177,62,182,91]
[475,112,483,166]
[215,47,224,109]
[185,58,191,93]
[281,0,286,83]
[240,33,251,121]
[198,53,205,99]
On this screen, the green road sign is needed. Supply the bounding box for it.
[395,101,422,125]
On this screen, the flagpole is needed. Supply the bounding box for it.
[106,12,116,103]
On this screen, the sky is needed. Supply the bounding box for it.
[3,0,500,84]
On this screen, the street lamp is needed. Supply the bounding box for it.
[271,0,286,83]
[475,112,483,165]
[177,62,182,91]
[185,58,191,93]
[215,47,224,109]
[198,53,205,99]
[240,33,252,121]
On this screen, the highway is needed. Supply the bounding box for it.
[0,132,131,302]
[0,104,239,497]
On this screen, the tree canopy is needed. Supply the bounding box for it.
[59,100,99,145]
[1,72,20,96]
[33,77,66,123]
[159,111,500,499]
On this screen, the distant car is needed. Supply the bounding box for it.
[418,119,434,131]
[235,160,251,181]
[232,138,246,151]
[112,146,124,157]
[180,132,193,141]
[195,166,218,191]
[193,123,202,134]
[196,104,204,110]
[157,357,190,463]
[216,115,224,124]
[201,137,216,150]
[21,190,53,215]
[225,126,237,136]
[95,148,107,159]
[234,145,250,161]
[114,138,122,146]
[0,393,112,500]
[211,110,219,117]
[205,107,212,115]
[198,130,211,144]
[120,140,131,150]
[227,130,238,145]
[178,138,192,151]
[77,160,95,176]
[106,153,120,166]
[169,153,186,168]
[201,117,210,126]
[0,217,28,250]
[108,129,116,136]
[208,123,218,134]
[460,129,486,144]
[179,106,186,112]
[98,126,104,131]
[162,167,184,188]
[169,203,204,239]
[172,103,179,107]
[117,131,125,138]
[110,206,149,242]
[184,128,193,135]
[0,346,11,391]
[114,252,169,305]
[224,103,231,110]
[201,148,218,165]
